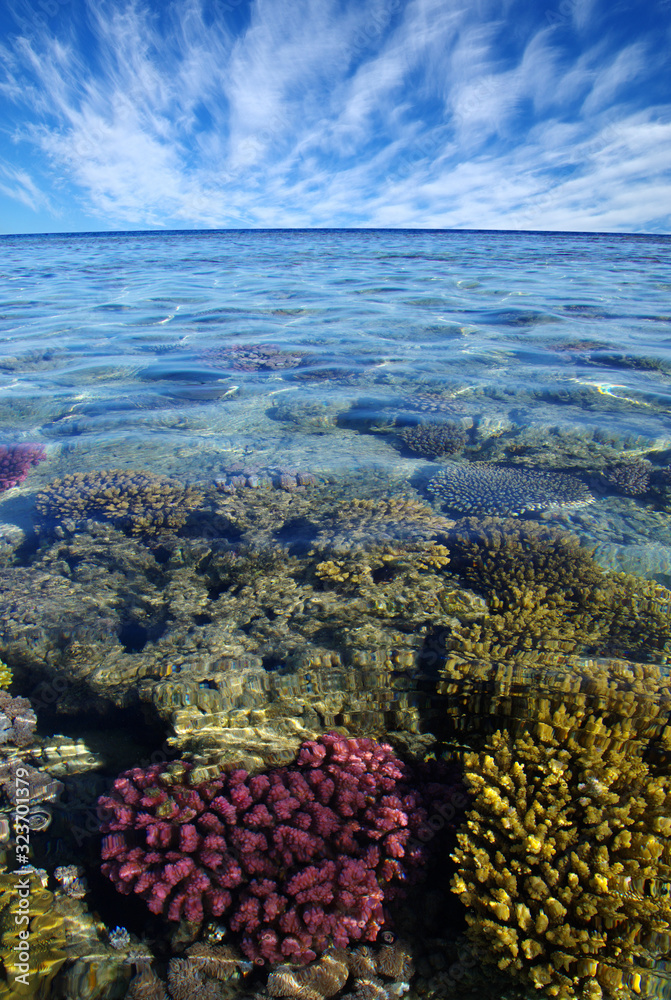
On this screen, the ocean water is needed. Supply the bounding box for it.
[0,229,671,999]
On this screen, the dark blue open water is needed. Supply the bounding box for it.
[0,230,670,999]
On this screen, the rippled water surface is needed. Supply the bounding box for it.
[1,229,671,1000]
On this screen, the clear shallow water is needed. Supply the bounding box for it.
[1,229,671,999]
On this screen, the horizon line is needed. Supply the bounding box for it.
[1,227,670,239]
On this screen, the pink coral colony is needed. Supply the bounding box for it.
[99,733,455,965]
[0,443,46,492]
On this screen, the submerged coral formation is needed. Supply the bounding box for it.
[452,712,671,999]
[314,496,453,552]
[0,867,67,999]
[439,517,671,665]
[200,344,310,372]
[0,690,36,747]
[215,465,319,493]
[428,463,595,516]
[397,422,467,459]
[35,469,204,537]
[0,443,46,492]
[602,460,653,496]
[438,653,671,753]
[99,733,454,964]
[265,940,414,1000]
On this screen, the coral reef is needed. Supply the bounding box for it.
[0,690,36,747]
[428,463,594,516]
[437,653,671,754]
[0,664,10,691]
[602,460,653,496]
[35,469,204,537]
[215,465,319,493]
[440,518,671,666]
[397,422,467,459]
[199,344,310,372]
[0,866,67,999]
[99,733,456,964]
[451,712,671,999]
[270,397,345,430]
[0,443,46,492]
[314,496,453,553]
[264,940,414,1000]
[0,563,124,707]
[140,647,439,756]
[400,390,467,415]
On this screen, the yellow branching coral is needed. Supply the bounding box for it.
[444,517,671,664]
[35,470,204,537]
[0,662,10,690]
[315,496,453,552]
[451,712,671,999]
[438,654,671,748]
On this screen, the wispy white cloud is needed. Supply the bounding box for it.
[0,160,53,212]
[0,0,669,232]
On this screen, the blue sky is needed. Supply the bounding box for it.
[0,0,670,234]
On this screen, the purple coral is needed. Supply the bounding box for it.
[99,734,456,965]
[0,443,46,492]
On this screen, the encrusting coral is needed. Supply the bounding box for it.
[35,469,204,537]
[451,711,671,1000]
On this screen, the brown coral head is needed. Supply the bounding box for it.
[35,469,204,537]
[602,460,652,496]
[398,421,467,459]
